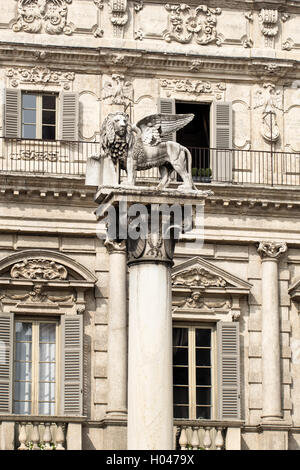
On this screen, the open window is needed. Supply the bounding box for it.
[158,98,233,182]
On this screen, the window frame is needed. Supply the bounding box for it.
[13,316,60,416]
[172,322,217,421]
[21,92,58,141]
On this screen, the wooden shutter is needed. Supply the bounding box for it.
[61,315,83,416]
[4,89,21,138]
[217,321,241,420]
[158,98,176,141]
[0,313,13,414]
[59,92,79,141]
[211,102,232,182]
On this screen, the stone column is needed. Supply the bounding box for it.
[258,241,287,421]
[127,213,175,450]
[105,238,128,419]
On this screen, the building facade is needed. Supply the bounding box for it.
[0,0,300,450]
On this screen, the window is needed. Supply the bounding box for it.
[13,319,58,415]
[4,89,79,141]
[173,325,215,420]
[22,93,57,140]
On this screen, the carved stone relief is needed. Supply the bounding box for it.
[257,241,287,259]
[259,9,279,47]
[173,290,232,311]
[6,66,75,91]
[160,79,226,101]
[10,258,68,281]
[172,267,228,288]
[102,74,133,108]
[0,284,75,304]
[164,3,222,46]
[254,83,283,143]
[108,0,128,37]
[12,0,73,35]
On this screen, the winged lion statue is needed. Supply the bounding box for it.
[95,111,197,191]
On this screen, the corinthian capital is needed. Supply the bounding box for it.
[104,237,127,255]
[257,241,287,259]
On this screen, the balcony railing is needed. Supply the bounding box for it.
[1,138,300,188]
[0,137,99,177]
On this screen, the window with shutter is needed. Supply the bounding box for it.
[158,98,176,141]
[211,102,233,182]
[172,325,214,419]
[4,89,21,139]
[13,319,58,415]
[0,314,13,414]
[62,315,83,416]
[59,92,79,141]
[217,321,241,420]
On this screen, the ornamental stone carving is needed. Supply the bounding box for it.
[12,0,73,35]
[257,241,287,260]
[254,83,283,143]
[102,74,133,108]
[6,66,75,90]
[174,291,232,311]
[172,267,227,287]
[109,0,128,37]
[160,79,226,100]
[10,258,68,280]
[164,3,222,46]
[0,284,75,304]
[259,9,279,47]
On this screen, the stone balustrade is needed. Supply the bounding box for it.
[17,421,66,450]
[0,416,84,450]
[174,421,243,450]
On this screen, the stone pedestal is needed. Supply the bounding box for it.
[258,241,287,422]
[95,185,210,450]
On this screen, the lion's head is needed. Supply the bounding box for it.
[100,112,134,167]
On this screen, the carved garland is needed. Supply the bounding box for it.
[10,258,68,281]
[164,4,222,46]
[6,66,75,90]
[12,0,73,35]
[160,78,226,100]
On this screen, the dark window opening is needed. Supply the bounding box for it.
[176,102,211,180]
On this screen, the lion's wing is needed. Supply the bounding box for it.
[136,113,194,143]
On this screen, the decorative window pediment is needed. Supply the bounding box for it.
[172,256,252,321]
[0,250,96,316]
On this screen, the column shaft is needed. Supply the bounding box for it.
[127,263,173,450]
[261,258,282,420]
[106,247,127,417]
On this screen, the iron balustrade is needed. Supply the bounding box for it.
[1,138,300,187]
[0,137,100,177]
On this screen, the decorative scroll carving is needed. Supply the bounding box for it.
[109,0,128,37]
[12,0,73,35]
[257,241,287,259]
[254,83,283,143]
[102,74,133,107]
[172,267,228,288]
[0,284,75,304]
[134,0,143,12]
[11,259,68,280]
[259,9,279,47]
[164,4,222,46]
[160,79,226,100]
[6,66,75,90]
